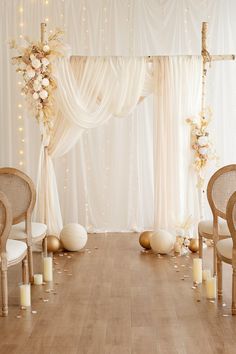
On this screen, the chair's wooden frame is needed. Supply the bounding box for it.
[217,191,236,314]
[199,164,236,275]
[0,191,28,316]
[0,167,47,283]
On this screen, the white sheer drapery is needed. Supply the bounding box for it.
[36,55,202,235]
[36,57,149,233]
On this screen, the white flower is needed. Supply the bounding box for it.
[39,111,44,118]
[43,45,50,53]
[33,81,42,92]
[30,54,35,61]
[19,62,27,70]
[199,147,208,155]
[176,229,185,237]
[33,92,39,100]
[198,136,208,146]
[32,58,41,69]
[26,68,35,79]
[37,74,43,82]
[42,58,49,67]
[42,78,49,87]
[39,89,48,100]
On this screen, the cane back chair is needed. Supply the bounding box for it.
[217,191,236,314]
[198,164,236,275]
[0,167,47,282]
[0,191,28,316]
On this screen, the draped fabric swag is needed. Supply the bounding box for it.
[35,55,202,235]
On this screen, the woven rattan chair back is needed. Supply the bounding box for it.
[207,164,236,220]
[0,168,36,225]
[0,191,12,253]
[226,192,236,249]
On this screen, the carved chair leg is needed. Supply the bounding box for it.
[217,254,223,299]
[213,243,217,276]
[27,246,34,284]
[1,269,8,317]
[43,236,48,256]
[232,267,236,315]
[22,258,29,284]
[198,233,203,258]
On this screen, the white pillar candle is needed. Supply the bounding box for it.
[20,284,31,307]
[43,257,53,282]
[34,273,43,285]
[206,276,216,299]
[193,258,202,284]
[202,269,211,282]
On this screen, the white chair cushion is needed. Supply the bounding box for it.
[216,238,233,260]
[9,222,47,240]
[198,219,230,236]
[1,240,27,263]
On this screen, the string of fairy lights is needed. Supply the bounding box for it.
[17,2,25,168]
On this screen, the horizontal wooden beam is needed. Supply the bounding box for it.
[70,55,236,62]
[209,54,236,62]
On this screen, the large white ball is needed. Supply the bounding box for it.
[150,229,174,254]
[60,223,87,251]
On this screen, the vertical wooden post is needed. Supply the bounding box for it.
[201,22,208,116]
[41,23,47,44]
[198,22,209,220]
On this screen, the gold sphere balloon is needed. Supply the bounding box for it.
[139,231,153,250]
[188,238,199,253]
[44,235,61,253]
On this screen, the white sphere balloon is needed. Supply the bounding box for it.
[150,229,174,254]
[60,223,87,251]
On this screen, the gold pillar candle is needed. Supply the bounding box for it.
[206,276,216,299]
[193,258,202,284]
[43,257,53,282]
[20,284,31,307]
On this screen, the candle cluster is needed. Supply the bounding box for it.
[193,258,216,300]
[19,254,53,308]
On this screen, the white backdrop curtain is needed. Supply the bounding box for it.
[153,56,202,232]
[1,0,236,234]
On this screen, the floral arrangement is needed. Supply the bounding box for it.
[10,29,64,132]
[186,108,217,188]
[174,215,193,254]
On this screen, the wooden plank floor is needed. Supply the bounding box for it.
[1,233,236,354]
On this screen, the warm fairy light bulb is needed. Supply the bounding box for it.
[19,7,23,13]
[19,34,23,39]
[19,150,24,155]
[19,22,24,27]
[19,161,23,166]
[18,115,22,120]
[18,103,22,108]
[19,127,23,132]
[45,18,49,22]
[45,0,49,4]
[21,139,25,143]
[18,81,22,85]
